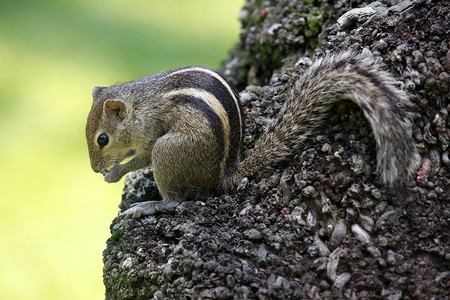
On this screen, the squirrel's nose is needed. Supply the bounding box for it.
[91,161,102,173]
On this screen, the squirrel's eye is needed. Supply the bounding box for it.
[97,134,109,148]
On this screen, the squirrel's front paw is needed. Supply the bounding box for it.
[102,165,123,183]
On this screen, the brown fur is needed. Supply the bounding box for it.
[86,53,420,216]
[86,67,241,203]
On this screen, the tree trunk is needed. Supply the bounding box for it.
[103,0,449,299]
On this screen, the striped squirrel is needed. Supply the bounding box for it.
[86,51,421,218]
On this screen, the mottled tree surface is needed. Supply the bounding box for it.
[103,1,449,299]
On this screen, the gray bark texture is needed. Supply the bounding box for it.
[103,0,449,299]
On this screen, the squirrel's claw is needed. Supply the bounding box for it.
[103,165,123,183]
[120,200,182,219]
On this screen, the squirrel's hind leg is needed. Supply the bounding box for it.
[120,131,221,219]
[119,199,183,219]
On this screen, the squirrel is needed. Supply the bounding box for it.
[86,51,421,218]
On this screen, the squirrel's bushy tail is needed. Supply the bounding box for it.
[231,51,420,187]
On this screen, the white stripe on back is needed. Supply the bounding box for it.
[167,67,243,144]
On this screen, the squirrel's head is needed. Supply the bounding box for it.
[86,85,136,173]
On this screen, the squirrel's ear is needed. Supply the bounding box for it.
[92,86,107,100]
[103,99,128,119]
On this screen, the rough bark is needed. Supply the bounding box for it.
[103,0,449,299]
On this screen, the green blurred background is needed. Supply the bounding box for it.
[0,0,243,299]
